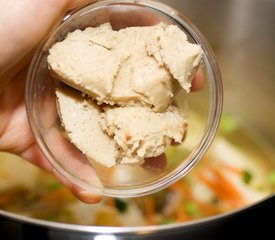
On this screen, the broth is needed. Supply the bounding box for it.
[0,113,274,226]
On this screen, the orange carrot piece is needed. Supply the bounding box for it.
[170,181,218,216]
[0,195,13,205]
[176,206,193,222]
[213,168,245,207]
[106,198,115,207]
[219,162,243,175]
[40,187,71,203]
[198,167,245,208]
[144,196,156,225]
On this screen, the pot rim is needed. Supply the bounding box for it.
[0,194,274,234]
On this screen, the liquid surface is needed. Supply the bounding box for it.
[0,114,274,226]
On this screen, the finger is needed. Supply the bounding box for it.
[0,65,32,152]
[20,138,102,204]
[142,154,167,172]
[0,64,102,204]
[43,127,104,201]
[20,142,54,173]
[191,68,204,91]
[52,168,102,204]
[0,89,102,204]
[68,0,92,10]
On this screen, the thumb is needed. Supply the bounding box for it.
[0,0,89,75]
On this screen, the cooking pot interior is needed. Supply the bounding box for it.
[0,0,275,239]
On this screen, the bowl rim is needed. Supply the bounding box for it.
[25,0,223,197]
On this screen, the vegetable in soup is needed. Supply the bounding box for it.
[0,114,274,226]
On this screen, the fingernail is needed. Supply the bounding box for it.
[79,191,102,204]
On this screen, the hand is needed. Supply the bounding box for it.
[0,0,204,204]
[0,0,101,204]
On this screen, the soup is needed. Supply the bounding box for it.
[0,113,274,226]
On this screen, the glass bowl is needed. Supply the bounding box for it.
[25,0,223,197]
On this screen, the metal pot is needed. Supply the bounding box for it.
[1,0,275,239]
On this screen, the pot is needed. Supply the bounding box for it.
[1,0,275,239]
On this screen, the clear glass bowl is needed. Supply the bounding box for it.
[25,0,223,197]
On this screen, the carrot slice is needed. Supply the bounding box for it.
[144,196,156,225]
[198,167,245,208]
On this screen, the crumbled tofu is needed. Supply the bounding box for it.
[49,23,203,167]
[48,23,202,112]
[147,24,203,92]
[56,86,117,167]
[48,24,124,102]
[100,106,187,164]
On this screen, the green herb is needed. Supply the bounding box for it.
[43,214,58,221]
[115,198,128,213]
[166,146,188,165]
[185,201,200,217]
[48,181,63,191]
[161,218,176,224]
[242,170,253,184]
[268,171,275,185]
[220,113,239,133]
